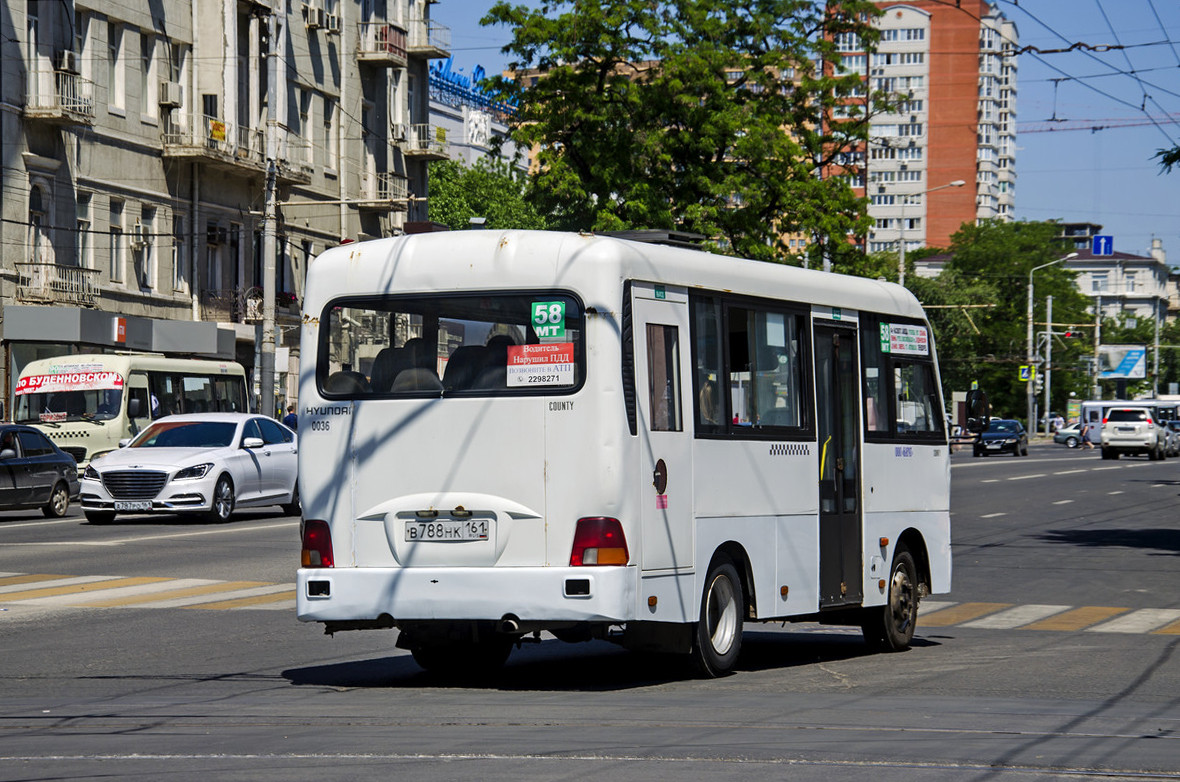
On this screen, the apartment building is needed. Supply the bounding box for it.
[855,1,1017,255]
[0,0,448,402]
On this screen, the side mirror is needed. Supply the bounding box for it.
[965,388,991,434]
[117,439,130,448]
[242,437,265,449]
[0,448,15,460]
[127,398,142,418]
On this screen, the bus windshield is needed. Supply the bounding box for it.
[14,368,125,425]
[320,292,585,397]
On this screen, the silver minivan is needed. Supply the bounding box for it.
[1100,407,1165,460]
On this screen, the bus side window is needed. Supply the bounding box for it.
[647,324,682,432]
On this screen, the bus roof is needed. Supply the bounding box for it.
[17,354,245,378]
[305,230,928,321]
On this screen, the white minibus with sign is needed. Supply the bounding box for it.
[14,354,250,468]
[296,230,975,677]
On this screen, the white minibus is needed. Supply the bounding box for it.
[15,354,250,468]
[296,230,966,676]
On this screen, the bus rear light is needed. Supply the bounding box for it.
[570,517,629,566]
[301,519,334,568]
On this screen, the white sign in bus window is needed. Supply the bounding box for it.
[506,343,575,387]
[886,324,929,356]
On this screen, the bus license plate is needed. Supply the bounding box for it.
[114,501,152,511]
[405,519,489,542]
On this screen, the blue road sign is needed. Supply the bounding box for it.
[1092,235,1114,255]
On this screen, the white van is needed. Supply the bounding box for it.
[296,230,962,676]
[14,354,250,468]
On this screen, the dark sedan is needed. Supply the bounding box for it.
[0,425,81,517]
[973,418,1029,457]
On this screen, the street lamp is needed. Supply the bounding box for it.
[898,179,966,287]
[1027,252,1078,434]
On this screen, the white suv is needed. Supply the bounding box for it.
[1100,407,1166,460]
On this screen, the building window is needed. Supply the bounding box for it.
[136,207,155,289]
[28,182,54,265]
[108,23,125,112]
[141,34,158,121]
[1091,273,1108,293]
[172,214,187,291]
[109,199,125,282]
[1125,272,1136,293]
[78,192,92,269]
[324,97,337,172]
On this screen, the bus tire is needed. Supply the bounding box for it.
[205,475,235,523]
[691,555,743,677]
[42,482,70,518]
[862,548,918,653]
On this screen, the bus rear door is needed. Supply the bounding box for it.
[633,283,694,573]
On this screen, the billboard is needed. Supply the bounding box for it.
[1098,344,1147,379]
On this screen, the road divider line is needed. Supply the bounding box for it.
[1053,470,1086,476]
[1051,500,1074,505]
[961,604,1072,629]
[1022,606,1130,632]
[0,576,172,601]
[1008,474,1046,481]
[981,513,1006,518]
[1086,608,1180,634]
[78,580,263,607]
[1107,490,1125,495]
[918,602,1011,627]
[187,588,296,610]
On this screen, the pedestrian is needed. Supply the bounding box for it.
[1080,420,1094,450]
[1053,413,1064,433]
[283,403,298,431]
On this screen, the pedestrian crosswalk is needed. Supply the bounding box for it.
[0,572,294,611]
[919,600,1180,635]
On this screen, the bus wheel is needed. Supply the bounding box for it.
[691,555,743,677]
[410,639,512,675]
[862,548,918,653]
[85,510,115,525]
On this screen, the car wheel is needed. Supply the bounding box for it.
[205,475,235,523]
[691,554,744,677]
[862,547,919,652]
[1065,437,1078,448]
[85,510,115,525]
[42,482,70,518]
[281,483,301,517]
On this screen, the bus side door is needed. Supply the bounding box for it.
[814,323,864,608]
[633,284,694,572]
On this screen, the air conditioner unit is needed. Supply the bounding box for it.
[159,81,182,108]
[325,13,341,34]
[130,223,147,249]
[56,50,79,74]
[306,5,325,29]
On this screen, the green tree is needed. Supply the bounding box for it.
[427,158,550,231]
[481,0,887,263]
[910,220,1093,422]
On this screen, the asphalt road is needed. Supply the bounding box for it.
[0,443,1178,781]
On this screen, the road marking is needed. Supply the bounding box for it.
[1093,466,1124,471]
[961,604,1071,629]
[0,575,123,595]
[1153,618,1180,635]
[1086,609,1180,634]
[1051,500,1074,505]
[0,519,85,530]
[186,589,296,610]
[1107,490,1125,495]
[1053,470,1086,476]
[1022,606,1130,631]
[0,576,171,601]
[981,512,1006,518]
[145,583,293,609]
[0,573,73,588]
[981,479,1000,484]
[90,520,298,546]
[23,578,218,607]
[1007,473,1045,481]
[919,602,1011,627]
[79,580,265,607]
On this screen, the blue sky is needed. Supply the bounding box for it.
[433,0,1180,261]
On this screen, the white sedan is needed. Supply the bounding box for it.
[80,413,299,524]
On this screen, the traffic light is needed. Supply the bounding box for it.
[1035,373,1044,393]
[1063,329,1081,338]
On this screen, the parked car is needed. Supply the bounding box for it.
[1100,407,1165,460]
[1053,422,1084,448]
[1163,421,1180,457]
[973,418,1029,457]
[80,413,299,524]
[0,424,81,517]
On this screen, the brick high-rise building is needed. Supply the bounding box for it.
[854,1,1017,255]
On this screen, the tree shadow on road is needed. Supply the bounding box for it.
[1037,528,1180,556]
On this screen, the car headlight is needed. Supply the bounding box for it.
[173,463,214,480]
[83,465,100,481]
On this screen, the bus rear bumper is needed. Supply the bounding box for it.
[296,566,637,625]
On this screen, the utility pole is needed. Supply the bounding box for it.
[260,8,279,417]
[1043,295,1052,435]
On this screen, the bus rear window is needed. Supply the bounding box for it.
[319,292,585,398]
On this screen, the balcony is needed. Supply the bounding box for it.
[25,68,95,125]
[15,262,100,307]
[357,22,408,68]
[407,18,450,59]
[403,123,449,160]
[162,115,265,175]
[356,172,409,211]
